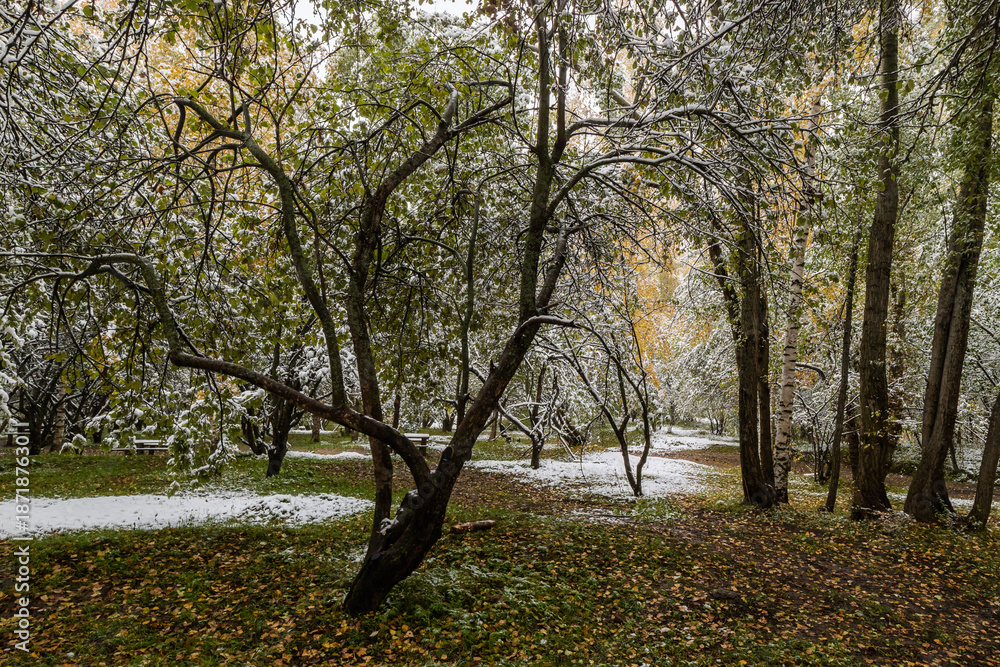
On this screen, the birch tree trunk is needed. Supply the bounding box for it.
[773,104,821,502]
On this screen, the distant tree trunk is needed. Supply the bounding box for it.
[455,191,480,425]
[442,410,454,433]
[392,391,402,430]
[311,412,322,443]
[27,411,44,456]
[529,433,544,469]
[489,409,498,440]
[242,411,266,455]
[853,0,899,519]
[905,97,992,521]
[825,226,862,512]
[968,389,1000,530]
[949,437,961,477]
[48,379,67,453]
[267,397,295,477]
[774,104,819,501]
[527,363,547,469]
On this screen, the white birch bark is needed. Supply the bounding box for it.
[773,102,821,503]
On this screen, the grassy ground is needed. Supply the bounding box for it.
[1,438,998,666]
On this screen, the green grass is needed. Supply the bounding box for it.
[2,434,999,666]
[0,446,378,501]
[6,494,997,666]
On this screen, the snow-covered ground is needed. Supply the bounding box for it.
[887,492,975,509]
[648,425,736,453]
[285,450,368,461]
[0,492,373,539]
[468,450,714,499]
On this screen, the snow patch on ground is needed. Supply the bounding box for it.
[887,492,975,510]
[0,492,373,538]
[286,450,369,461]
[469,450,713,499]
[648,425,736,453]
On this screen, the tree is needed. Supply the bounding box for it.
[706,189,777,508]
[5,0,826,613]
[904,4,997,522]
[774,101,822,504]
[853,0,902,519]
[825,225,862,512]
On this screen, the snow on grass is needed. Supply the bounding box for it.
[468,450,713,499]
[888,492,975,509]
[648,425,736,453]
[285,450,369,461]
[0,492,373,538]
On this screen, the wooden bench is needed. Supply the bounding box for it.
[112,439,169,455]
[3,422,29,447]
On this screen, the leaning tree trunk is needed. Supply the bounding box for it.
[967,389,1000,531]
[853,0,899,519]
[774,104,819,501]
[905,96,992,522]
[825,226,862,512]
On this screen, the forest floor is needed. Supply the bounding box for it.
[0,434,997,666]
[664,444,993,506]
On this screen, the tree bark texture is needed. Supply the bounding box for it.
[905,96,992,522]
[853,0,899,519]
[758,289,775,489]
[968,389,1000,530]
[736,216,774,508]
[774,104,820,502]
